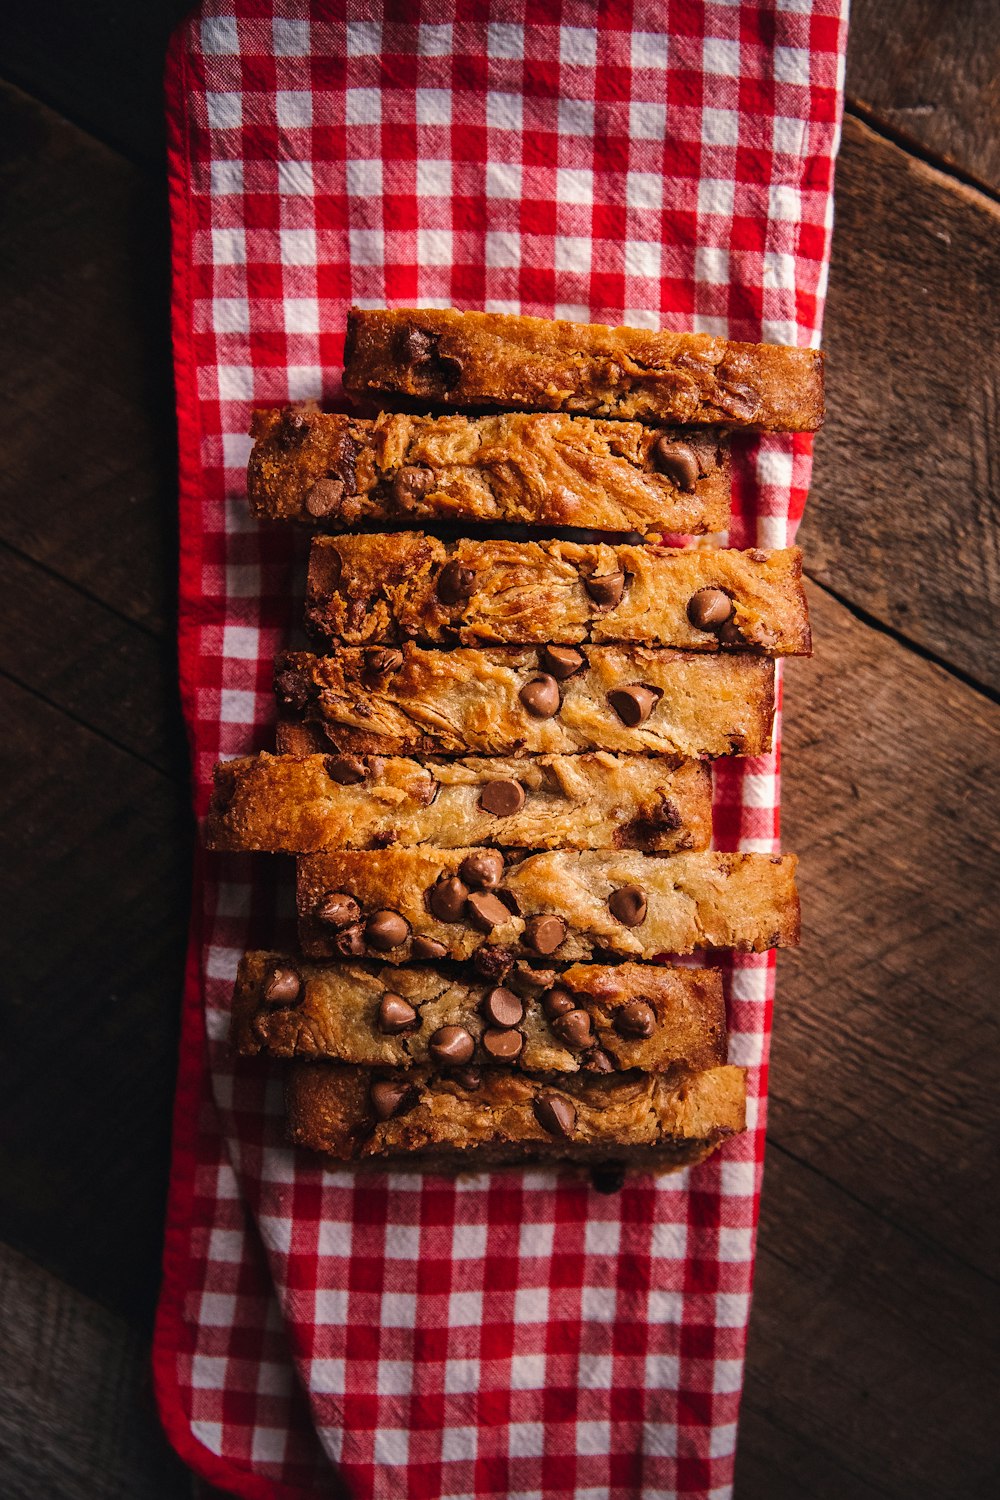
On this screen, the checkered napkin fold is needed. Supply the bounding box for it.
[153,3,847,1498]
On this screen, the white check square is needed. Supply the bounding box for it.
[206,93,242,129]
[276,91,312,128]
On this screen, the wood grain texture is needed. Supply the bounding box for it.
[0,10,997,1497]
[0,1240,192,1499]
[738,1143,999,1500]
[0,81,179,632]
[846,0,1000,190]
[0,1,192,166]
[0,546,186,773]
[0,678,191,1322]
[775,583,1000,1275]
[806,116,1000,693]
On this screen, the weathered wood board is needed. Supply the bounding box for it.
[808,117,1000,695]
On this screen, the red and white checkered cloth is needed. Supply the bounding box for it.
[153,4,847,1496]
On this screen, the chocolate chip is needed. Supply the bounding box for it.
[370,1079,418,1122]
[435,352,464,389]
[365,647,403,676]
[333,923,366,957]
[274,667,309,712]
[466,891,513,932]
[411,935,448,961]
[540,645,585,680]
[377,993,419,1034]
[480,987,523,1029]
[533,1093,576,1138]
[437,560,476,605]
[479,778,526,817]
[617,796,684,851]
[482,1028,524,1060]
[656,798,681,832]
[615,1000,655,1037]
[651,437,700,491]
[472,945,516,981]
[717,618,745,646]
[279,407,312,445]
[495,886,522,917]
[686,434,719,478]
[391,466,435,506]
[262,965,301,1007]
[413,773,439,806]
[590,1162,626,1192]
[365,910,410,950]
[305,478,345,517]
[542,986,576,1019]
[458,850,504,889]
[428,875,469,922]
[607,684,661,727]
[551,1008,593,1049]
[519,674,561,718]
[325,754,367,786]
[510,966,556,997]
[716,370,760,421]
[584,1049,616,1075]
[429,1025,475,1065]
[398,326,433,364]
[524,914,567,955]
[687,587,734,631]
[608,886,647,927]
[451,1065,482,1091]
[584,571,626,608]
[316,892,361,929]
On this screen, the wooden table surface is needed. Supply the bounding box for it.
[2,5,997,1496]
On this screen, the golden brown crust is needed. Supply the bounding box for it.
[297,848,800,962]
[285,1061,747,1168]
[234,952,727,1074]
[247,407,731,534]
[206,750,713,854]
[307,535,811,653]
[343,308,824,431]
[274,644,776,758]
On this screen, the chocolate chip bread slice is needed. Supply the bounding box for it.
[206,750,711,854]
[307,534,811,653]
[343,307,824,431]
[286,1061,747,1170]
[234,953,726,1076]
[275,645,775,759]
[297,848,799,963]
[248,407,730,534]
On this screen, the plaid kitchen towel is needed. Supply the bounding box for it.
[153,3,848,1497]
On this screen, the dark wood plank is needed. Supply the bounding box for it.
[0,678,191,1323]
[806,115,1000,694]
[0,1,192,167]
[846,0,1000,191]
[0,1240,191,1499]
[739,1143,999,1500]
[0,81,179,633]
[738,1398,893,1500]
[774,582,1000,1277]
[0,545,187,774]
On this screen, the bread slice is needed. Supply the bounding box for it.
[275,644,776,759]
[343,307,824,431]
[297,847,800,963]
[306,534,811,653]
[206,750,712,854]
[233,952,727,1075]
[285,1061,747,1170]
[247,407,731,534]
